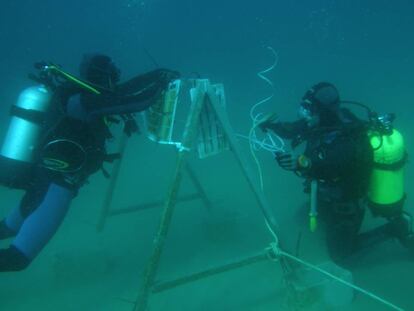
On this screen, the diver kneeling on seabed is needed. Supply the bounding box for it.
[259,82,414,267]
[0,54,179,271]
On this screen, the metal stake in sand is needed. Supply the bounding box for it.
[97,133,129,232]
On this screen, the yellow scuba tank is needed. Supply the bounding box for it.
[367,128,406,217]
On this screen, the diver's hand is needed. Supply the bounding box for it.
[156,69,180,87]
[275,152,310,171]
[275,151,298,171]
[258,119,274,132]
[123,118,140,137]
[258,113,278,132]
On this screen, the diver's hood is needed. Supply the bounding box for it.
[302,82,341,127]
[79,53,121,89]
[302,82,340,113]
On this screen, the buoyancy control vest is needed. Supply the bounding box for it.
[0,64,117,189]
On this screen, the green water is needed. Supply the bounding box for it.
[1,0,414,310]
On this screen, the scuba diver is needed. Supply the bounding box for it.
[259,82,414,266]
[0,53,179,271]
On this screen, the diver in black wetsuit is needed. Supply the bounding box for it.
[260,82,414,266]
[0,53,179,271]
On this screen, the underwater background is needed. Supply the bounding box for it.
[0,0,414,310]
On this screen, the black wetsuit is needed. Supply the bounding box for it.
[269,109,375,262]
[303,121,373,262]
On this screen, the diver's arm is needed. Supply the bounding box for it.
[87,89,159,116]
[82,69,179,116]
[265,119,308,140]
[117,69,179,96]
[87,68,179,116]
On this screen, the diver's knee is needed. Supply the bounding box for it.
[0,219,17,240]
[328,245,351,264]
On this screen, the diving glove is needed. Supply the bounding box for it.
[258,113,278,132]
[275,152,310,171]
[157,69,180,87]
[117,113,140,137]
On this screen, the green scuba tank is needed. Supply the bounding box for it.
[367,128,406,217]
[336,102,406,216]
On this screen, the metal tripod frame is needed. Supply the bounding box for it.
[97,79,283,311]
